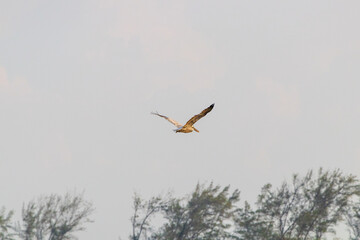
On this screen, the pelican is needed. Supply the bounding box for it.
[151,103,214,133]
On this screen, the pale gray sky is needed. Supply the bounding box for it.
[1,1,360,239]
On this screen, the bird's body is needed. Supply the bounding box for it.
[174,125,199,133]
[151,104,214,133]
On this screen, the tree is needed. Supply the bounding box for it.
[233,201,276,240]
[15,191,94,240]
[345,197,360,240]
[130,193,167,240]
[129,183,240,240]
[0,207,14,240]
[233,168,360,240]
[157,183,240,240]
[131,182,239,240]
[129,169,360,240]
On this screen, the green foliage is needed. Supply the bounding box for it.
[233,168,360,240]
[130,183,240,240]
[233,201,277,240]
[130,170,360,240]
[16,192,94,240]
[0,207,14,240]
[157,183,240,240]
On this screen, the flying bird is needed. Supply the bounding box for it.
[151,103,214,133]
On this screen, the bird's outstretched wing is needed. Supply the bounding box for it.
[151,112,183,128]
[183,103,214,127]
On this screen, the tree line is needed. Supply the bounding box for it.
[1,168,360,240]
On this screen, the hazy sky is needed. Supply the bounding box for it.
[1,1,360,239]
